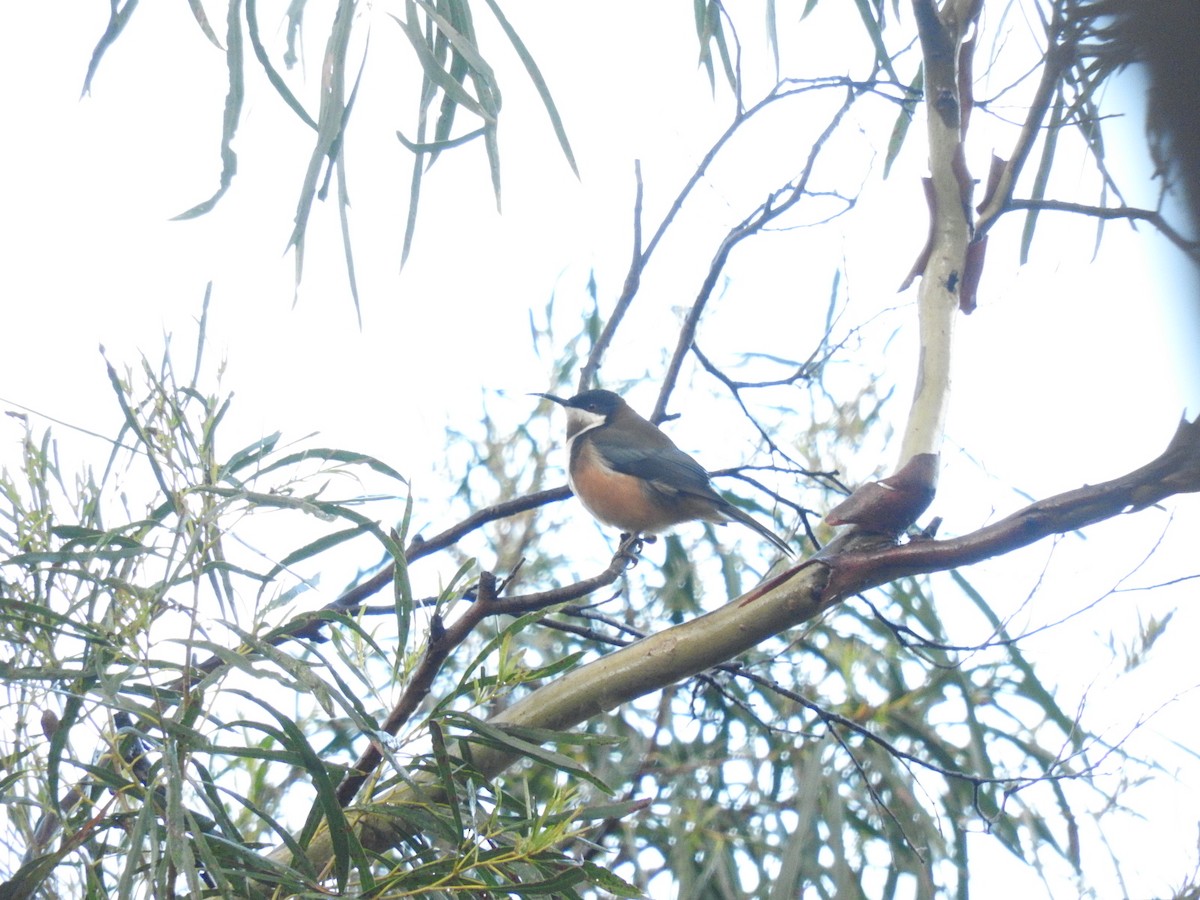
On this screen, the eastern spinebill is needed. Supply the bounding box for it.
[537,389,793,555]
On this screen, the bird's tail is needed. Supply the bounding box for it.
[722,504,794,557]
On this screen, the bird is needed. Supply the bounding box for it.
[536,389,793,556]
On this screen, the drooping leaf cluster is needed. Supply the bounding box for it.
[5,0,1198,897]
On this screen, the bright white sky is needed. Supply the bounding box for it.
[3,1,1199,897]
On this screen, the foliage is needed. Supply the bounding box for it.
[0,296,1162,898]
[83,0,577,317]
[3,0,1199,898]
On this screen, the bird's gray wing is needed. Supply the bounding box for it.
[591,432,717,497]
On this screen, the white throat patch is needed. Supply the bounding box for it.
[564,407,606,442]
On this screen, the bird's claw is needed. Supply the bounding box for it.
[617,533,649,568]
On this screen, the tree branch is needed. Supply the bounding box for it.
[334,572,500,806]
[899,0,981,467]
[824,416,1200,597]
[653,89,860,422]
[278,415,1200,869]
[1003,198,1200,260]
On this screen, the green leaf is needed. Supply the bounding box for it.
[185,0,223,48]
[1020,90,1065,264]
[245,0,318,129]
[394,493,415,663]
[480,0,578,176]
[218,432,281,480]
[103,355,175,511]
[391,9,491,122]
[852,0,900,84]
[287,0,356,286]
[276,524,374,570]
[252,447,407,485]
[949,570,1079,742]
[445,712,615,793]
[579,861,642,897]
[173,0,245,219]
[230,690,371,892]
[884,66,923,178]
[428,720,466,840]
[82,0,140,96]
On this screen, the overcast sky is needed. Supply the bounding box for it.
[3,2,1199,895]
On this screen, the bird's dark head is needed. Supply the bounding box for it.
[534,389,629,438]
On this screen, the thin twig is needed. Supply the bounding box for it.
[653,89,861,422]
[335,571,501,806]
[1003,198,1199,259]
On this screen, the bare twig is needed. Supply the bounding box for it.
[579,161,644,391]
[975,6,1074,234]
[654,89,861,423]
[1003,198,1200,259]
[581,78,887,395]
[335,571,502,806]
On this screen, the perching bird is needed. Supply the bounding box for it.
[537,389,793,556]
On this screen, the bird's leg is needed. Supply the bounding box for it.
[616,533,647,567]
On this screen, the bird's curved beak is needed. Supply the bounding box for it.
[531,392,567,406]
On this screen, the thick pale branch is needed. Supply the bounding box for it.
[899,0,980,467]
[275,559,834,866]
[279,416,1200,871]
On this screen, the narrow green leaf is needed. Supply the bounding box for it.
[173,0,245,219]
[102,356,176,511]
[580,861,642,897]
[230,690,370,891]
[335,149,362,327]
[394,493,415,662]
[391,11,490,121]
[245,0,318,130]
[480,0,579,176]
[711,10,737,90]
[884,66,923,178]
[482,119,502,211]
[50,523,144,550]
[430,47,467,159]
[82,0,140,96]
[446,712,615,793]
[396,127,485,153]
[185,0,224,49]
[287,0,356,286]
[949,570,1078,741]
[252,447,407,484]
[5,546,150,566]
[441,611,546,700]
[277,524,372,570]
[1020,90,1065,264]
[851,0,900,84]
[411,0,496,83]
[209,778,320,882]
[765,0,780,78]
[694,0,717,90]
[218,432,281,480]
[428,721,465,839]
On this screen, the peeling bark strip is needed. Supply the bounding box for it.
[825,453,939,534]
[824,416,1200,599]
